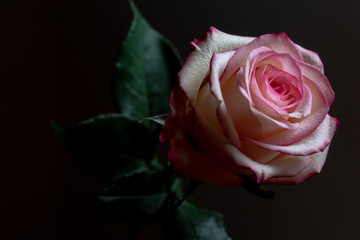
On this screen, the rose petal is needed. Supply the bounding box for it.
[220,33,303,83]
[168,136,243,187]
[297,61,335,106]
[288,84,312,118]
[195,82,222,132]
[265,116,339,185]
[179,27,254,106]
[160,85,243,187]
[253,52,303,84]
[256,76,329,145]
[160,86,187,143]
[222,72,297,139]
[238,63,301,130]
[296,44,324,73]
[257,65,298,109]
[259,154,312,183]
[208,51,243,149]
[241,141,281,164]
[193,111,312,183]
[249,73,290,119]
[245,114,332,156]
[243,48,305,124]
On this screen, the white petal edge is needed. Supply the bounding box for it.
[179,27,254,106]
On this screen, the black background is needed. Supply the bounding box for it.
[4,0,360,239]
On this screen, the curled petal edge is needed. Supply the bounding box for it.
[265,116,339,185]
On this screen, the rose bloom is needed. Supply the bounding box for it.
[160,27,338,187]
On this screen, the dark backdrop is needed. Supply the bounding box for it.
[3,0,360,239]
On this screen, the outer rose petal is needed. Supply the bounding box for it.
[160,86,242,187]
[179,27,253,106]
[168,137,243,187]
[160,85,187,143]
[265,116,339,185]
[208,51,242,149]
[195,82,222,131]
[193,111,312,183]
[297,61,335,106]
[296,44,324,73]
[245,114,332,156]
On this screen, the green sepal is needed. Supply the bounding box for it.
[239,175,275,200]
[162,199,232,240]
[112,0,182,123]
[52,114,157,185]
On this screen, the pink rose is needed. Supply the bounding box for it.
[160,27,338,187]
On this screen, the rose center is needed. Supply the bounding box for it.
[268,75,293,101]
[256,65,301,110]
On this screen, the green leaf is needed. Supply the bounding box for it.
[52,114,157,185]
[111,158,151,183]
[94,193,166,223]
[163,200,232,240]
[112,0,182,121]
[102,169,164,196]
[91,170,167,223]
